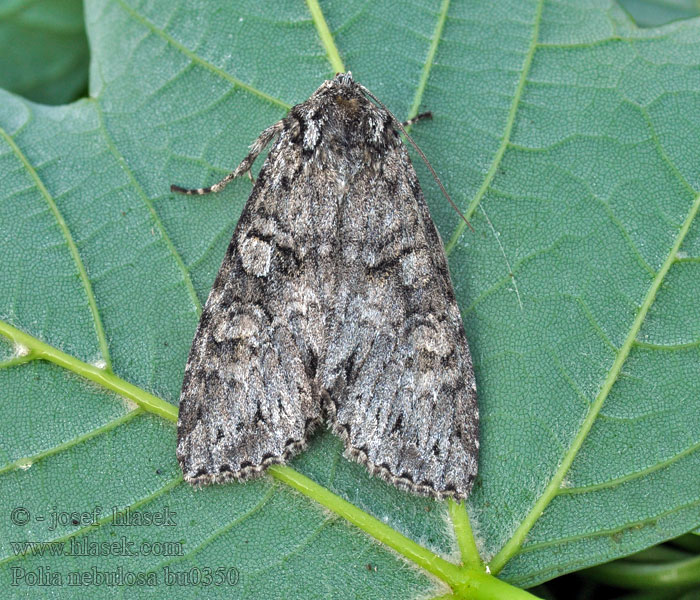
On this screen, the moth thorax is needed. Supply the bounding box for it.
[334,94,361,114]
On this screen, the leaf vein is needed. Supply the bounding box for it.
[154,486,277,572]
[560,436,700,495]
[305,0,345,73]
[93,102,203,314]
[407,0,450,123]
[517,492,700,556]
[244,517,337,582]
[444,0,544,255]
[112,0,291,110]
[0,124,112,370]
[0,409,142,477]
[488,188,700,573]
[0,475,183,568]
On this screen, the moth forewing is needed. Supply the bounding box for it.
[174,72,478,500]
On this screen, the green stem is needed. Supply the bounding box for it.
[271,466,536,599]
[449,499,483,568]
[0,320,177,423]
[583,554,700,589]
[270,465,460,581]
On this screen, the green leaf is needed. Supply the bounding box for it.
[0,0,89,104]
[618,0,700,28]
[1,0,700,597]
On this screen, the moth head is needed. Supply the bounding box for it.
[300,73,386,146]
[334,71,354,87]
[319,71,364,104]
[313,71,358,97]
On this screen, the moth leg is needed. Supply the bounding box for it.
[171,120,285,195]
[401,111,432,127]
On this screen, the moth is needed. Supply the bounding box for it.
[173,73,478,500]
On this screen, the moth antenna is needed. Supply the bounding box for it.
[171,121,283,195]
[358,85,474,233]
[480,204,523,310]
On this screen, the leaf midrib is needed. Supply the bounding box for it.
[0,318,475,591]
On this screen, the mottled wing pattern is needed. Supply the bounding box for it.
[177,158,323,484]
[176,72,478,499]
[320,143,479,500]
